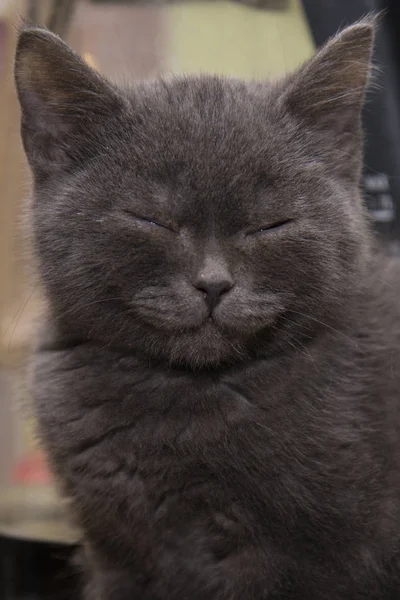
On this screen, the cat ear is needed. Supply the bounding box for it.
[279,18,375,181]
[15,26,125,181]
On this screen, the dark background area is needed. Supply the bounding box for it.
[303,0,400,247]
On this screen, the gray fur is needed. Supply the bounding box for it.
[14,17,400,599]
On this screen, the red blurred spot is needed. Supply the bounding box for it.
[12,451,53,485]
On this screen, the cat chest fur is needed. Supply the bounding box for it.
[32,345,390,576]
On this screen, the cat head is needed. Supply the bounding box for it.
[15,20,374,369]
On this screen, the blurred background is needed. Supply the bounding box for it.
[0,0,399,597]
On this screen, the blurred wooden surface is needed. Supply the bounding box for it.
[0,0,27,486]
[69,0,166,80]
[0,0,28,360]
[0,0,53,485]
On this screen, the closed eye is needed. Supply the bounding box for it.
[122,210,176,233]
[247,219,293,236]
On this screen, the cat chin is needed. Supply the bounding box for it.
[141,322,248,369]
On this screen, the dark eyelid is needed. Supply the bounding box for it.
[247,219,293,236]
[122,209,176,233]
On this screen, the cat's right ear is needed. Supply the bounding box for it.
[276,18,375,183]
[15,26,125,181]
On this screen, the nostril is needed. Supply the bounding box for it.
[194,279,234,313]
[198,281,232,298]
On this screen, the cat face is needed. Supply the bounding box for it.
[15,22,374,368]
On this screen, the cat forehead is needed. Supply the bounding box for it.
[131,76,266,114]
[112,77,295,182]
[125,76,280,145]
[77,78,312,215]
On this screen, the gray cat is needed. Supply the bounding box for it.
[14,16,400,600]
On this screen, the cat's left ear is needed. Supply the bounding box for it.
[15,26,125,181]
[278,18,375,181]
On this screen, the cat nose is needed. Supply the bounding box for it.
[194,276,233,313]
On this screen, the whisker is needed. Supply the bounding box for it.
[5,285,39,353]
[286,309,358,348]
[55,297,126,320]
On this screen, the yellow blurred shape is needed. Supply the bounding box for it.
[83,52,98,71]
[168,0,315,79]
